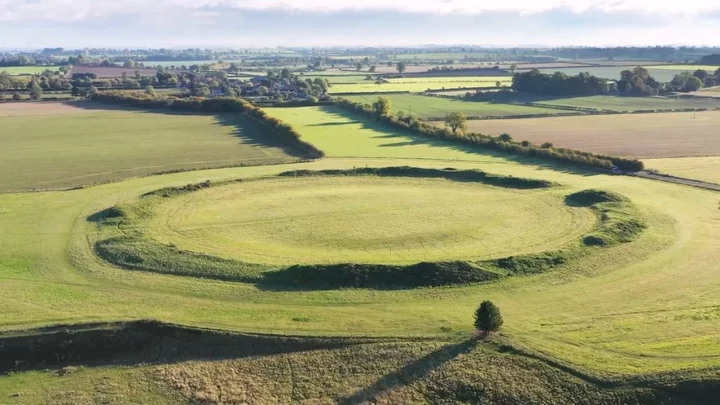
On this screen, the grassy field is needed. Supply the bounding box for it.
[462,111,720,158]
[0,104,719,401]
[528,95,720,111]
[0,102,300,192]
[646,157,720,184]
[328,77,511,94]
[144,176,595,265]
[0,66,60,75]
[344,94,566,119]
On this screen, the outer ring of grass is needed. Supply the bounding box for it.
[91,167,644,290]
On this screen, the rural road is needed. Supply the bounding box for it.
[631,171,720,192]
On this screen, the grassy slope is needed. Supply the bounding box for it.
[646,157,720,184]
[0,102,299,192]
[344,94,568,119]
[0,339,673,405]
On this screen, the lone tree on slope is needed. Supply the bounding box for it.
[397,62,407,74]
[474,301,503,337]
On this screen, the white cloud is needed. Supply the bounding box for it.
[1,0,720,22]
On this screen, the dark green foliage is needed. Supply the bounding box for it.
[474,301,504,335]
[335,98,645,172]
[262,261,500,290]
[90,91,324,159]
[512,69,610,96]
[494,252,569,274]
[278,166,555,189]
[565,189,627,207]
[142,180,213,198]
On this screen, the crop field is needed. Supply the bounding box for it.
[1,103,719,402]
[0,102,299,192]
[344,94,571,119]
[462,111,720,158]
[328,77,512,94]
[646,157,720,184]
[526,95,720,111]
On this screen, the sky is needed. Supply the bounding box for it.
[1,0,720,49]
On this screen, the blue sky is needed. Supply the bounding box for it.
[1,1,719,49]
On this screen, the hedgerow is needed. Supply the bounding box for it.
[90,91,324,159]
[278,166,555,189]
[334,98,645,172]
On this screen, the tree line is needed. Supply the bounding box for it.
[511,70,609,96]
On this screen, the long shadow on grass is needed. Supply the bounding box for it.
[0,320,379,375]
[337,339,478,405]
[321,106,602,177]
[61,100,310,160]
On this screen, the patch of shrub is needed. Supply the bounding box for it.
[260,261,500,290]
[90,91,324,159]
[278,166,555,189]
[142,180,213,198]
[493,253,569,275]
[565,189,627,207]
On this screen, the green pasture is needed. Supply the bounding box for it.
[0,66,60,75]
[343,94,572,119]
[328,77,511,94]
[141,176,595,265]
[0,101,718,402]
[0,102,299,192]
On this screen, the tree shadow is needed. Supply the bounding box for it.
[323,107,602,178]
[0,320,375,375]
[62,100,311,159]
[336,339,478,405]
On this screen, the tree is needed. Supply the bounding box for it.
[498,133,513,142]
[693,69,709,81]
[510,63,517,74]
[12,93,22,102]
[396,62,407,74]
[386,61,393,67]
[372,96,391,117]
[145,85,156,96]
[541,142,554,148]
[474,301,503,337]
[444,112,467,135]
[355,62,363,71]
[684,76,702,92]
[29,84,43,100]
[369,65,376,73]
[257,86,269,96]
[0,93,4,102]
[88,86,99,97]
[280,68,291,79]
[495,81,502,88]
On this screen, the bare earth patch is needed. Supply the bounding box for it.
[462,111,720,158]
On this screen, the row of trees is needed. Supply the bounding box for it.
[618,66,720,96]
[512,70,609,96]
[338,97,644,172]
